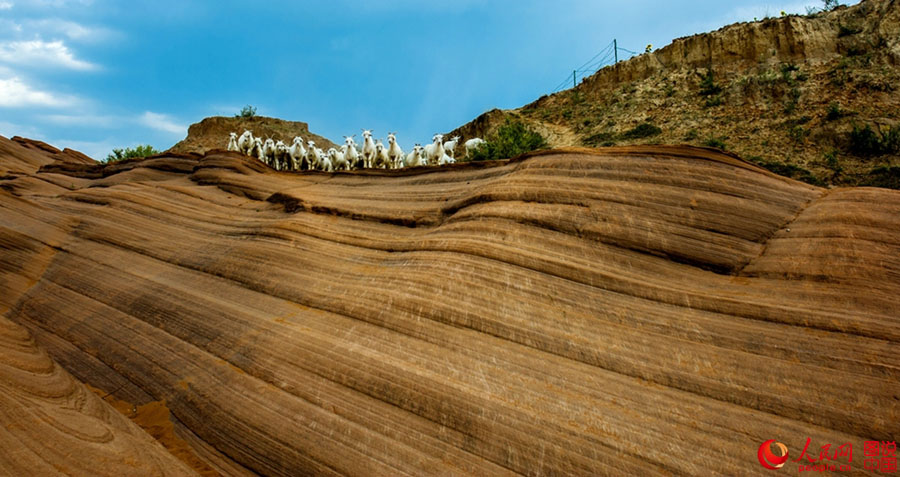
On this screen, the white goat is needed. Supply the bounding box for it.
[306,140,321,169]
[373,140,390,169]
[328,147,349,171]
[344,136,362,169]
[289,137,307,170]
[262,138,276,166]
[227,132,239,152]
[464,138,486,159]
[439,153,456,165]
[387,133,404,169]
[274,140,289,171]
[424,134,445,165]
[317,149,333,172]
[361,129,376,169]
[404,144,424,168]
[238,130,254,155]
[251,137,265,163]
[442,135,461,159]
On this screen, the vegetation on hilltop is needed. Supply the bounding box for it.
[105,145,160,163]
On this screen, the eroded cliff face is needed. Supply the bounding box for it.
[1,134,898,475]
[580,0,899,89]
[451,0,900,188]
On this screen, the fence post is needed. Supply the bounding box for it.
[614,39,618,64]
[573,70,576,88]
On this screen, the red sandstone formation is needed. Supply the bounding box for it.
[0,135,897,475]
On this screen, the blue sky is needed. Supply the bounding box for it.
[0,0,857,159]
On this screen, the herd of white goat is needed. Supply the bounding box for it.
[226,129,487,171]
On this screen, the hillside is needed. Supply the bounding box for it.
[449,0,900,188]
[2,134,898,474]
[168,115,337,155]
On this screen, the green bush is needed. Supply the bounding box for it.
[236,105,257,118]
[104,145,159,163]
[758,160,824,186]
[848,124,900,156]
[788,125,809,144]
[861,166,900,189]
[705,95,724,108]
[583,131,617,147]
[837,23,862,37]
[703,136,727,150]
[468,119,548,161]
[784,86,802,114]
[620,123,662,140]
[824,150,842,176]
[699,70,722,96]
[825,102,844,121]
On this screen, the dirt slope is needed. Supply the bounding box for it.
[449,0,900,188]
[169,115,337,155]
[1,134,897,475]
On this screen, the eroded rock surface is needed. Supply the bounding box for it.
[1,135,897,475]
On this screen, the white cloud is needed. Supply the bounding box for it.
[139,111,185,135]
[21,19,116,43]
[41,113,118,127]
[0,2,13,10]
[0,40,96,70]
[0,76,78,107]
[16,0,93,7]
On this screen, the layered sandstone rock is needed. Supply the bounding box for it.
[168,116,337,156]
[1,135,897,475]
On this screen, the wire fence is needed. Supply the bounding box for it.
[550,39,641,94]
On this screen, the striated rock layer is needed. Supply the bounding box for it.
[1,135,898,475]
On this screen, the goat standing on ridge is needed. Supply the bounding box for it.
[237,130,254,155]
[289,137,307,170]
[387,133,404,169]
[227,132,239,152]
[443,135,460,160]
[361,129,376,169]
[424,133,445,165]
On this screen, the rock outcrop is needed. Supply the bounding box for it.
[169,115,337,156]
[1,134,898,475]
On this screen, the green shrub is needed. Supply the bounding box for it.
[468,119,548,161]
[620,123,662,140]
[758,160,824,186]
[583,131,617,147]
[698,70,722,96]
[788,125,809,144]
[784,87,802,114]
[780,63,799,81]
[705,95,724,108]
[236,105,257,118]
[826,102,844,120]
[838,23,862,37]
[683,129,699,141]
[861,166,900,189]
[824,150,842,176]
[703,136,727,150]
[848,124,900,156]
[104,145,159,163]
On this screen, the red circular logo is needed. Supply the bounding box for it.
[758,440,790,470]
